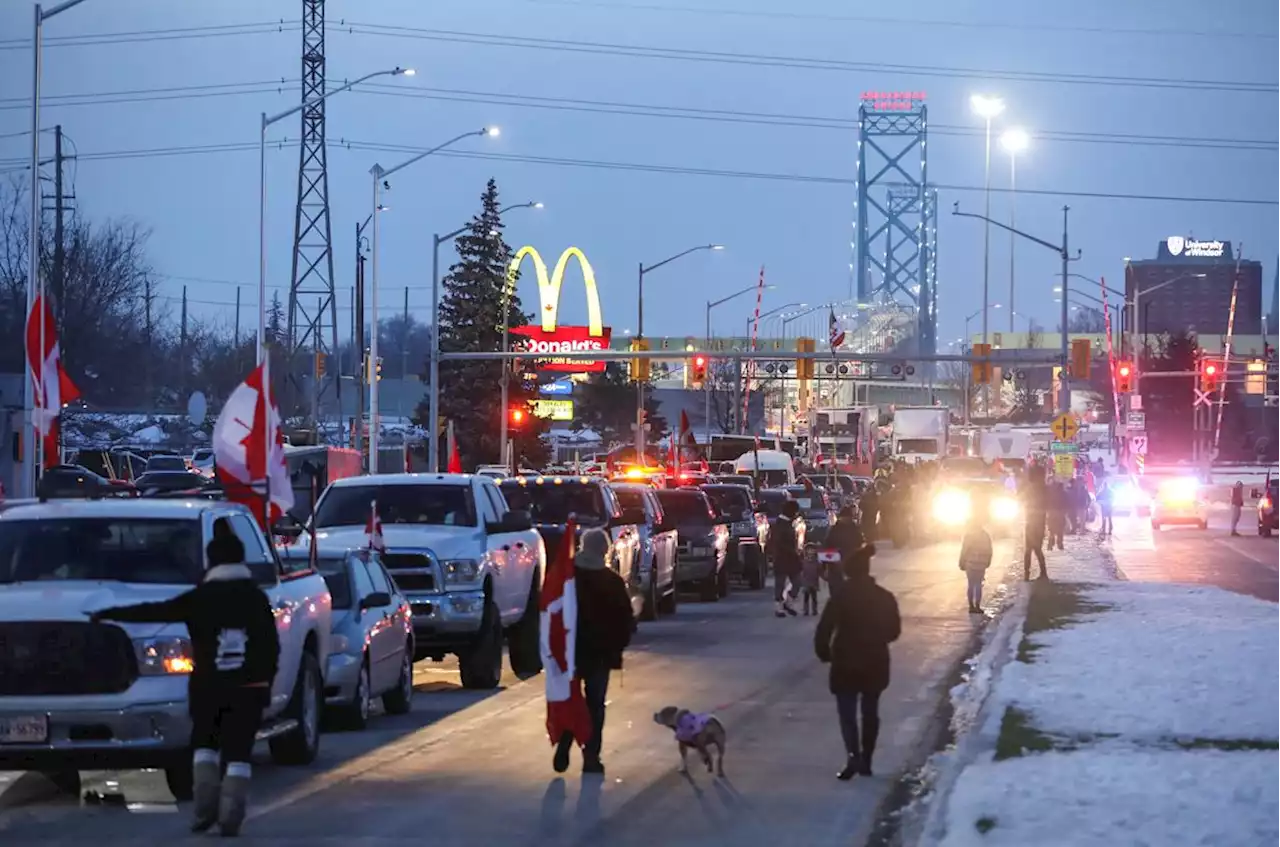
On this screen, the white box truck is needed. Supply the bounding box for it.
[891,407,949,464]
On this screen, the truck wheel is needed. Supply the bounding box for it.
[164,758,194,801]
[460,600,503,690]
[507,577,542,680]
[270,651,323,765]
[381,645,414,715]
[336,656,371,731]
[699,575,719,602]
[640,573,659,621]
[717,564,731,598]
[658,579,678,615]
[745,549,764,590]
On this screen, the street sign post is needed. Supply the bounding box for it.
[1050,412,1080,442]
[1125,411,1146,429]
[1049,442,1080,454]
[1130,433,1148,455]
[1193,389,1214,408]
[1053,454,1075,479]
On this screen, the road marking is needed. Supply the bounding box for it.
[1215,538,1280,570]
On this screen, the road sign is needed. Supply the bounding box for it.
[1049,442,1080,454]
[1193,389,1214,408]
[1050,412,1079,442]
[1130,433,1148,455]
[1053,454,1075,479]
[1126,411,1146,429]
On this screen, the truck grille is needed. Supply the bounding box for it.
[382,551,437,593]
[0,622,137,696]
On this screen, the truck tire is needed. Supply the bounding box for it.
[381,645,414,715]
[270,651,323,766]
[744,548,764,590]
[658,579,678,615]
[639,572,659,621]
[717,563,731,598]
[506,577,542,680]
[460,599,503,690]
[335,656,372,731]
[164,757,194,801]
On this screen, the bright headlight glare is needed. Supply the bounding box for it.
[442,559,480,584]
[992,497,1020,521]
[933,489,970,524]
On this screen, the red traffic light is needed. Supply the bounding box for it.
[1204,363,1217,376]
[1118,364,1131,377]
[509,407,526,424]
[694,355,706,367]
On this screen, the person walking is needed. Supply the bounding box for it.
[858,483,880,540]
[822,503,866,594]
[1022,464,1049,580]
[1046,480,1067,551]
[1096,479,1115,538]
[89,518,279,836]
[1069,478,1091,534]
[767,500,803,617]
[958,513,994,614]
[814,541,900,780]
[1230,481,1245,536]
[554,527,634,776]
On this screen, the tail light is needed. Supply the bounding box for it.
[1261,497,1272,510]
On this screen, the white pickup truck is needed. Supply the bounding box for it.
[0,498,332,800]
[293,473,544,690]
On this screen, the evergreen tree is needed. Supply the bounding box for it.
[415,179,548,469]
[266,293,286,349]
[572,363,668,449]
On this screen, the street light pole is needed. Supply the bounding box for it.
[1129,273,1207,381]
[1001,129,1029,334]
[705,284,766,439]
[427,201,541,472]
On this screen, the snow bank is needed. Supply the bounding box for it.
[1004,582,1279,741]
[1043,535,1116,583]
[940,748,1278,847]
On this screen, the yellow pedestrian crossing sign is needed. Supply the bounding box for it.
[1050,412,1079,442]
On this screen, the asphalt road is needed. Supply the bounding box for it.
[1102,510,1278,602]
[0,536,1013,846]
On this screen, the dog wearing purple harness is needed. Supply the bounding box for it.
[653,705,727,776]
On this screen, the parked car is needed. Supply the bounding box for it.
[783,485,837,547]
[133,470,210,496]
[611,482,679,620]
[1150,477,1209,531]
[700,483,769,589]
[1254,476,1278,537]
[0,498,332,800]
[298,473,544,690]
[35,464,136,500]
[655,488,730,601]
[190,448,215,478]
[303,548,414,729]
[143,454,188,474]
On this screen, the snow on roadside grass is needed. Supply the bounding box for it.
[1003,581,1279,742]
[940,747,1279,847]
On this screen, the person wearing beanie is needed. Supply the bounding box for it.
[89,516,280,836]
[553,527,634,776]
[814,540,900,781]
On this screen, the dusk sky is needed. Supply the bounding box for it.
[1,0,1275,347]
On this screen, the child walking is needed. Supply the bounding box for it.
[800,552,822,615]
[958,515,993,614]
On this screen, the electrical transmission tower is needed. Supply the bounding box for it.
[285,0,340,421]
[850,91,938,361]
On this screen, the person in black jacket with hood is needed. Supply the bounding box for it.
[90,517,280,836]
[814,541,901,780]
[553,527,634,776]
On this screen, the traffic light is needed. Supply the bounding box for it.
[689,354,708,388]
[509,406,527,429]
[971,343,992,384]
[314,352,326,379]
[631,337,651,383]
[1199,359,1220,393]
[796,337,815,380]
[1071,338,1091,379]
[1115,361,1134,393]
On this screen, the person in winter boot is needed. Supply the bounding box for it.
[767,500,803,617]
[1230,481,1245,536]
[958,512,994,614]
[814,541,900,780]
[1021,465,1049,580]
[89,517,279,836]
[553,527,633,776]
[1046,480,1067,551]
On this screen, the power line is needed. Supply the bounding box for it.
[2,136,1271,207]
[511,0,1277,41]
[3,78,1274,152]
[334,22,1277,93]
[0,21,300,51]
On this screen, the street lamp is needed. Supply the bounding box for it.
[970,94,1005,353]
[23,0,95,497]
[634,244,723,463]
[366,126,497,471]
[428,201,542,472]
[706,284,773,436]
[746,302,802,340]
[1001,128,1029,334]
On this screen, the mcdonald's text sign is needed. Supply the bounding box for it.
[507,245,610,373]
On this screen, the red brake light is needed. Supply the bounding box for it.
[1262,497,1272,510]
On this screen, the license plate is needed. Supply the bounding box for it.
[0,715,49,744]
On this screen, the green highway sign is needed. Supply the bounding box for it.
[1049,442,1080,454]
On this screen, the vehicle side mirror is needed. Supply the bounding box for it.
[360,591,391,610]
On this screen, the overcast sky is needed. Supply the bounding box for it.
[1,0,1275,347]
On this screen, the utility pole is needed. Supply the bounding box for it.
[179,285,188,401]
[144,276,154,403]
[400,285,409,420]
[51,124,68,328]
[354,221,367,457]
[234,285,241,346]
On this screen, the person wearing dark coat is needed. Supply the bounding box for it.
[1022,465,1049,580]
[89,518,279,837]
[767,500,803,617]
[1046,480,1068,551]
[814,542,901,780]
[553,527,634,776]
[858,484,880,540]
[820,505,866,593]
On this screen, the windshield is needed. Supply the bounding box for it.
[896,438,939,455]
[145,456,187,472]
[785,488,827,514]
[656,491,716,524]
[614,488,647,513]
[314,557,354,610]
[0,518,204,585]
[703,487,752,518]
[313,484,477,528]
[500,482,607,525]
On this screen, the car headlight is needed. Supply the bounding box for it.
[134,635,194,675]
[991,497,1020,522]
[932,489,971,525]
[442,559,481,584]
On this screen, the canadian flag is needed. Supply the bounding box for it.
[365,499,386,553]
[25,294,79,470]
[539,518,593,748]
[212,356,294,531]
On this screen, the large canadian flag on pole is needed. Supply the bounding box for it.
[212,356,294,531]
[539,518,593,747]
[25,294,80,471]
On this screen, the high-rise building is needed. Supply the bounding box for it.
[1125,238,1264,338]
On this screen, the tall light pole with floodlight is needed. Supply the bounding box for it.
[1001,128,1029,334]
[970,94,1005,351]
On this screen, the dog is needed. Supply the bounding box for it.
[653,706,727,777]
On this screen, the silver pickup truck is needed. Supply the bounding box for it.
[0,498,332,800]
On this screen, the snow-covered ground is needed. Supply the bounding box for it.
[919,547,1279,847]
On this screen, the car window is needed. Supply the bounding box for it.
[646,491,665,525]
[499,481,608,525]
[703,487,752,518]
[313,484,477,528]
[145,456,187,473]
[363,558,392,596]
[0,517,204,585]
[614,488,645,512]
[656,491,716,524]
[351,555,375,598]
[315,557,354,610]
[482,484,508,519]
[224,514,278,585]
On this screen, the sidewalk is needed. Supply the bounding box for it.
[921,538,1279,847]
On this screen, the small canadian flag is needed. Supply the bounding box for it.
[817,549,841,564]
[365,500,386,553]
